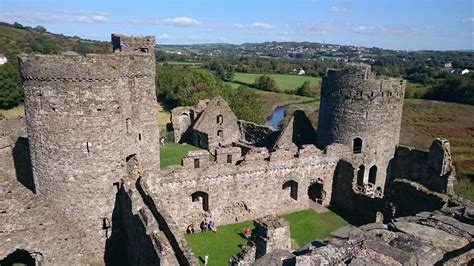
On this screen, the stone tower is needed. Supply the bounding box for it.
[112,34,155,54]
[18,34,160,249]
[317,64,405,191]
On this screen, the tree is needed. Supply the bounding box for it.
[228,86,265,124]
[254,75,278,92]
[207,59,234,81]
[296,80,319,98]
[0,60,22,109]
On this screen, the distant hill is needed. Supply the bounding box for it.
[0,22,110,109]
[0,22,110,57]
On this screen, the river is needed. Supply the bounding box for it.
[266,106,286,130]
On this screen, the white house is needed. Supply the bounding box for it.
[0,54,7,65]
[298,69,306,75]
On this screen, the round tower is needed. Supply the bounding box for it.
[317,64,405,191]
[18,37,160,249]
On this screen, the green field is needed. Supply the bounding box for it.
[163,61,203,67]
[233,72,322,92]
[185,220,254,266]
[185,209,348,265]
[282,209,348,248]
[160,143,202,168]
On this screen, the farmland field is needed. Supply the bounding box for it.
[232,72,322,92]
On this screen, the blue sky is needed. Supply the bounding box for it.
[1,0,473,50]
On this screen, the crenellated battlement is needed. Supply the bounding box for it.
[112,34,155,54]
[323,64,405,102]
[19,53,155,82]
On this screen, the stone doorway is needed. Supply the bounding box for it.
[308,182,325,204]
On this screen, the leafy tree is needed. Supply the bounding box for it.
[426,73,474,105]
[207,59,234,81]
[228,86,265,124]
[0,60,22,109]
[296,80,319,98]
[254,75,278,92]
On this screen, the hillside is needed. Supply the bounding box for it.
[0,22,110,109]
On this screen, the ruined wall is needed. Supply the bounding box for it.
[192,97,240,152]
[146,149,339,230]
[18,48,160,251]
[317,64,405,191]
[389,138,455,194]
[237,120,279,148]
[112,34,155,54]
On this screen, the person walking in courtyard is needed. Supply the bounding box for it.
[204,253,209,265]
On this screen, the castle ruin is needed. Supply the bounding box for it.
[0,34,472,265]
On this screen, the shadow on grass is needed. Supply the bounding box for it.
[327,205,360,226]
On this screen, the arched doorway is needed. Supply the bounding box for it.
[0,249,36,266]
[282,180,298,200]
[308,181,325,204]
[191,191,209,211]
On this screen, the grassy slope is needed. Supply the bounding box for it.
[233,72,322,92]
[185,220,254,266]
[281,209,348,248]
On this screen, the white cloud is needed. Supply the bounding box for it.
[162,16,202,26]
[4,10,112,23]
[297,21,350,35]
[250,22,273,30]
[462,17,474,23]
[354,25,432,36]
[217,37,228,42]
[156,34,171,40]
[330,6,351,13]
[231,23,244,29]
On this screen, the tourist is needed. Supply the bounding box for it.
[200,220,207,233]
[186,223,195,234]
[244,226,251,239]
[204,253,209,265]
[208,220,217,232]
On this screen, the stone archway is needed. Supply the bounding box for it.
[0,249,38,266]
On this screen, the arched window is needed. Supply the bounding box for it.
[357,165,365,186]
[282,180,298,200]
[191,191,209,211]
[216,115,223,124]
[369,165,377,184]
[217,130,223,137]
[353,138,362,154]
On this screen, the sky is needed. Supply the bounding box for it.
[1,0,473,50]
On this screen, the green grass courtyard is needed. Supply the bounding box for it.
[185,209,348,265]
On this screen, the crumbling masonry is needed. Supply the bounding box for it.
[0,34,471,265]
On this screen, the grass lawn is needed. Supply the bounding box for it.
[233,72,322,92]
[156,103,170,137]
[185,220,254,266]
[0,104,24,119]
[281,209,349,248]
[160,143,202,168]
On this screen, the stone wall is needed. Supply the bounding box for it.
[112,34,155,54]
[147,149,339,230]
[0,117,27,182]
[237,120,278,148]
[317,64,405,192]
[254,216,291,259]
[18,39,161,252]
[389,138,455,194]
